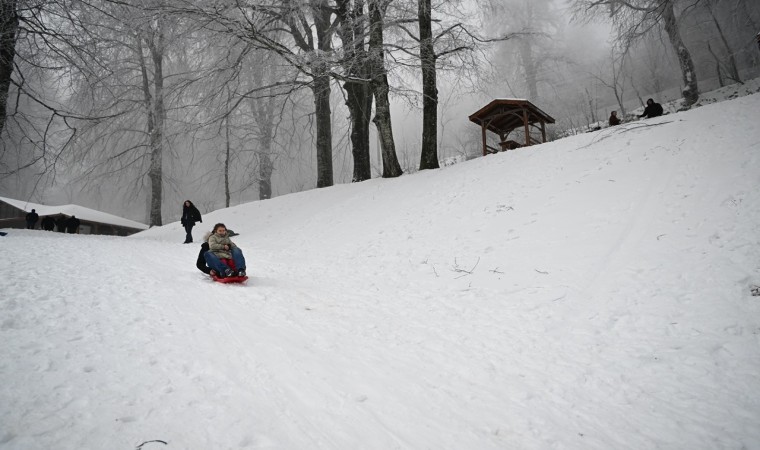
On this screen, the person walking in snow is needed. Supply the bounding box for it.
[25,209,39,229]
[204,223,247,278]
[639,98,663,119]
[180,200,202,244]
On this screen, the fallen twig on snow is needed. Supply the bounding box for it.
[452,257,480,277]
[136,440,168,449]
[578,121,674,149]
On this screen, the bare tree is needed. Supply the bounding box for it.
[57,0,212,226]
[484,0,562,103]
[0,0,18,139]
[416,0,438,170]
[391,0,511,171]
[335,0,374,182]
[281,0,338,188]
[574,0,700,106]
[135,14,167,226]
[592,48,629,116]
[368,0,403,178]
[1,0,108,189]
[246,52,288,201]
[696,0,742,84]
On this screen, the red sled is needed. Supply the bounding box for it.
[210,258,249,284]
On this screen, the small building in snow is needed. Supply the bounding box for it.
[0,195,148,236]
[469,99,555,156]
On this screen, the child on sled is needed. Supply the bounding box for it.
[203,223,247,278]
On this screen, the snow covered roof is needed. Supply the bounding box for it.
[468,98,555,131]
[0,195,148,230]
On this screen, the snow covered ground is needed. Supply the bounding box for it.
[2,90,760,449]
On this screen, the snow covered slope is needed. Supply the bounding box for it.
[2,93,759,449]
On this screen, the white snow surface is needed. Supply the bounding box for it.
[2,93,760,449]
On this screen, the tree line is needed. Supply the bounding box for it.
[1,0,758,225]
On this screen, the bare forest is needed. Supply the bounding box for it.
[1,0,758,224]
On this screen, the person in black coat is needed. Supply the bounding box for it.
[639,98,663,119]
[196,241,213,275]
[26,209,39,229]
[41,216,56,231]
[56,217,67,232]
[608,111,621,126]
[65,216,80,234]
[181,200,202,244]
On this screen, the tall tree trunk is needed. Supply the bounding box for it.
[251,98,275,200]
[224,114,231,207]
[138,23,165,227]
[285,0,335,188]
[345,79,373,181]
[248,72,277,200]
[368,0,402,178]
[518,39,539,101]
[149,42,164,226]
[336,0,373,182]
[312,64,334,188]
[705,0,741,83]
[418,0,439,170]
[0,0,18,138]
[661,1,699,106]
[258,138,274,200]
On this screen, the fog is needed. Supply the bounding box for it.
[1,0,759,225]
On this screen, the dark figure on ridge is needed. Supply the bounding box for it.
[25,209,39,229]
[608,111,621,126]
[639,98,663,119]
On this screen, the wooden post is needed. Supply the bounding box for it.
[523,109,530,147]
[481,121,487,156]
[541,120,547,143]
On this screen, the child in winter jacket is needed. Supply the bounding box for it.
[204,223,247,278]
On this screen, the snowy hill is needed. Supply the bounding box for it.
[2,93,760,449]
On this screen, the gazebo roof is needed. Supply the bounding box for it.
[468,99,555,135]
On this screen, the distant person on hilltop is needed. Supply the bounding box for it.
[639,98,663,119]
[65,216,80,234]
[41,216,56,231]
[25,209,39,229]
[180,200,203,244]
[56,216,67,233]
[608,111,621,126]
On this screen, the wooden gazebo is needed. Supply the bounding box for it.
[468,99,555,156]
